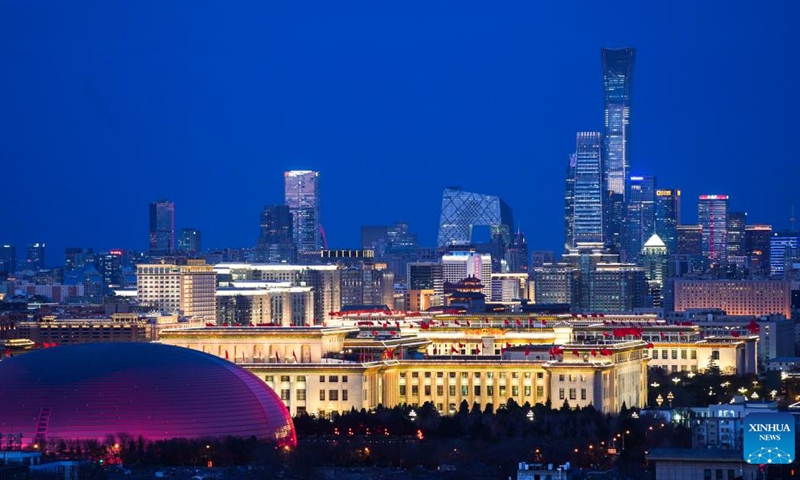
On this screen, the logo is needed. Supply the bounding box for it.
[743,413,795,464]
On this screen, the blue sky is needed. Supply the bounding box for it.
[2,1,799,262]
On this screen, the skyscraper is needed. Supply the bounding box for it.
[0,245,17,274]
[726,211,747,259]
[284,170,321,253]
[698,195,728,265]
[655,188,681,253]
[257,205,296,264]
[624,175,656,262]
[437,188,514,250]
[572,132,604,245]
[602,47,635,251]
[770,231,799,277]
[745,225,772,276]
[26,243,46,270]
[178,228,202,254]
[563,153,576,251]
[149,200,175,256]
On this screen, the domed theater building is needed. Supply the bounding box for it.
[0,343,295,447]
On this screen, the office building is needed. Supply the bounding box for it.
[136,260,217,322]
[0,244,17,274]
[284,170,321,252]
[745,225,772,276]
[98,249,125,293]
[563,153,576,251]
[441,251,492,298]
[602,47,635,251]
[149,200,175,256]
[770,231,799,277]
[64,247,93,273]
[25,243,46,270]
[654,188,681,253]
[624,175,656,262]
[506,232,529,273]
[726,211,746,258]
[216,282,314,327]
[214,263,341,322]
[698,195,728,265]
[178,228,201,254]
[641,234,668,307]
[572,132,604,245]
[340,264,395,308]
[671,279,791,317]
[437,188,514,250]
[257,205,296,263]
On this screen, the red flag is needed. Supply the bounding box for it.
[504,319,510,326]
[476,346,481,354]
[731,331,740,338]
[528,318,533,326]
[372,330,378,336]
[420,321,430,330]
[395,321,401,328]
[4,348,9,357]
[541,319,547,325]
[660,331,665,338]
[459,343,465,348]
[646,343,654,348]
[225,350,229,360]
[293,351,298,361]
[524,346,530,357]
[505,342,512,348]
[466,320,471,327]
[591,350,597,356]
[454,320,461,326]
[275,351,280,362]
[451,346,458,354]
[572,349,580,356]
[390,330,396,335]
[516,319,522,326]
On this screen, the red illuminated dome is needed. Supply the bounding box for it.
[0,343,295,447]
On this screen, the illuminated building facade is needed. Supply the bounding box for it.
[624,175,656,262]
[671,279,791,317]
[178,227,201,254]
[216,282,314,326]
[284,170,321,252]
[25,243,46,270]
[0,244,17,274]
[437,188,514,249]
[572,132,604,245]
[744,225,772,276]
[441,252,492,298]
[654,189,681,253]
[698,195,728,265]
[136,260,217,322]
[214,263,341,322]
[148,200,175,256]
[770,231,799,277]
[257,205,296,263]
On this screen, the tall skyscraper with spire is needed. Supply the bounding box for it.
[149,200,175,256]
[572,132,604,246]
[284,170,321,253]
[601,47,635,251]
[563,153,576,251]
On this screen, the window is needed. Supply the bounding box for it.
[280,389,290,401]
[512,372,519,379]
[400,385,407,396]
[524,386,531,396]
[342,375,348,383]
[297,376,306,382]
[342,390,348,401]
[265,375,274,382]
[437,372,444,378]
[681,350,687,360]
[691,350,697,360]
[329,390,338,401]
[474,385,481,396]
[662,350,668,360]
[524,372,532,379]
[449,372,456,378]
[512,386,519,396]
[569,388,576,400]
[569,374,575,382]
[424,385,431,396]
[461,372,468,379]
[559,374,565,382]
[400,372,406,379]
[487,385,494,396]
[581,389,587,400]
[437,385,444,396]
[449,386,456,396]
[329,375,339,383]
[425,372,431,378]
[297,389,306,401]
[412,372,419,378]
[320,375,325,383]
[703,469,711,480]
[475,372,481,379]
[671,350,678,359]
[499,386,506,396]
[537,372,543,379]
[536,386,544,397]
[461,386,468,396]
[487,372,494,379]
[280,375,290,382]
[412,385,419,396]
[559,388,565,400]
[319,390,326,401]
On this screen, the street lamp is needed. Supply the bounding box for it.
[650,382,660,388]
[667,391,674,408]
[409,409,417,421]
[656,394,664,408]
[526,410,534,421]
[671,377,681,386]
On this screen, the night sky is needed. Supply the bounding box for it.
[2,1,799,262]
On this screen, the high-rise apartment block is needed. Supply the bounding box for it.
[698,195,728,265]
[136,260,217,322]
[149,200,175,256]
[284,170,321,252]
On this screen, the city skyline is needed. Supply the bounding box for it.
[2,2,799,257]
